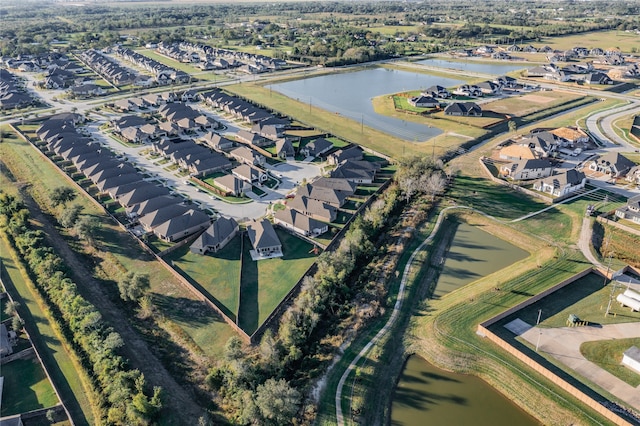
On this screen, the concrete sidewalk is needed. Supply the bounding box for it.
[520,322,640,410]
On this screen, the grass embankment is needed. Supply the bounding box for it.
[593,220,640,269]
[224,82,438,159]
[581,338,640,388]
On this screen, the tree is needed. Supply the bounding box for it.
[11,315,24,332]
[4,300,20,317]
[424,172,447,201]
[59,204,83,228]
[508,120,517,133]
[50,186,76,207]
[74,215,100,245]
[255,378,301,425]
[117,272,150,303]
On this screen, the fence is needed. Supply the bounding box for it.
[0,263,75,425]
[477,267,635,426]
[597,216,640,238]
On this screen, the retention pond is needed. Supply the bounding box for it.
[391,221,537,425]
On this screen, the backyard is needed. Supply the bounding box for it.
[0,358,59,417]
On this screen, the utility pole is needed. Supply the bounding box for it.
[604,251,616,316]
[535,309,542,352]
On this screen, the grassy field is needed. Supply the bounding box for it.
[581,338,640,387]
[535,30,640,53]
[0,357,59,416]
[238,229,317,334]
[482,90,582,117]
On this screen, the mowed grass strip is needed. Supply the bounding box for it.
[238,229,317,334]
[580,338,640,388]
[0,357,59,416]
[0,236,93,426]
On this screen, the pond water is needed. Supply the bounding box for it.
[417,58,527,75]
[268,68,464,142]
[434,221,529,297]
[392,356,540,426]
[391,222,533,425]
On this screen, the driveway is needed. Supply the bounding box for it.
[520,323,640,410]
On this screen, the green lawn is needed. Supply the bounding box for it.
[0,358,59,416]
[581,338,640,387]
[166,236,242,321]
[0,237,93,426]
[238,229,317,334]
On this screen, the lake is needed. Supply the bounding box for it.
[434,221,529,297]
[392,356,540,426]
[268,68,464,142]
[417,58,527,75]
[391,222,533,425]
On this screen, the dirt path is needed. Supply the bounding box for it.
[20,190,204,422]
[577,217,603,268]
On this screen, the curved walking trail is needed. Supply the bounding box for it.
[335,205,465,425]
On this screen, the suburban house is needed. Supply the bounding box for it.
[493,75,518,88]
[138,204,191,232]
[201,132,235,151]
[214,174,250,196]
[126,195,182,219]
[588,152,636,178]
[532,169,587,197]
[275,138,295,159]
[550,127,590,146]
[476,81,501,95]
[189,217,239,254]
[408,95,439,108]
[519,132,559,157]
[287,195,337,222]
[622,346,640,374]
[232,164,267,184]
[153,209,212,242]
[297,183,347,208]
[246,218,283,259]
[422,85,450,98]
[444,102,482,117]
[615,195,640,224]
[236,129,269,147]
[330,159,379,184]
[229,146,265,166]
[0,323,15,357]
[274,207,328,237]
[626,165,640,185]
[311,177,357,197]
[500,159,554,180]
[452,85,482,97]
[300,138,333,158]
[328,146,364,165]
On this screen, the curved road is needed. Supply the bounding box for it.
[335,205,473,425]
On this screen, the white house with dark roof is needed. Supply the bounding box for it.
[190,217,239,254]
[274,207,328,237]
[246,218,282,260]
[615,195,640,224]
[533,169,586,197]
[588,153,636,178]
[500,159,554,181]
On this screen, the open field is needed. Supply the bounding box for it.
[581,338,640,387]
[535,30,640,53]
[0,358,59,417]
[483,90,583,116]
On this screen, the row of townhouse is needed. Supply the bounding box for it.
[0,69,37,110]
[2,52,69,72]
[37,114,214,242]
[79,49,139,86]
[168,41,287,72]
[114,47,190,85]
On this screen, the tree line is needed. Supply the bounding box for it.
[0,191,161,425]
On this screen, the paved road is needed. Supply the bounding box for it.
[586,101,640,149]
[520,323,640,411]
